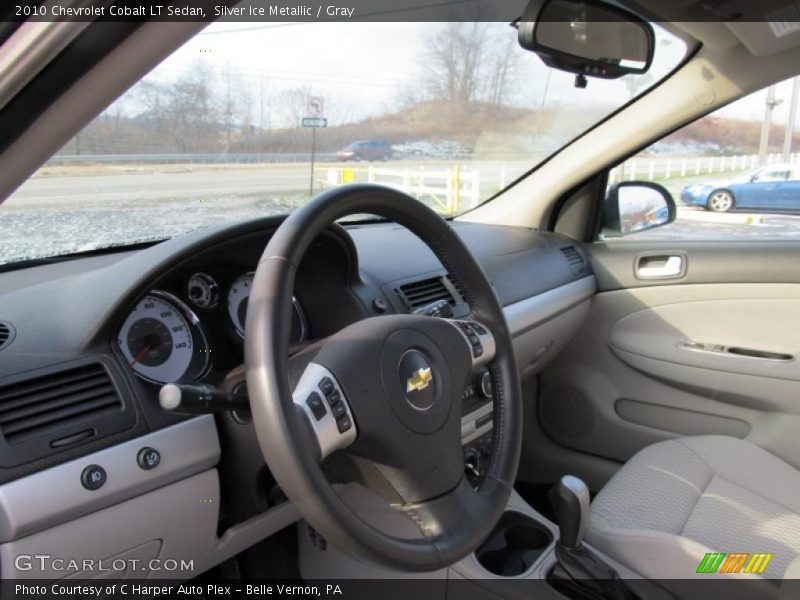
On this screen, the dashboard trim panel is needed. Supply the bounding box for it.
[0,415,219,543]
[504,276,596,337]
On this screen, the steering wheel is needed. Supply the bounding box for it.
[245,184,523,571]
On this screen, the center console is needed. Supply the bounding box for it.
[299,477,669,600]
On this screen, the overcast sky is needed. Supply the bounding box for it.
[115,20,799,135]
[130,21,684,114]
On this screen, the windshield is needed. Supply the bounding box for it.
[0,21,686,265]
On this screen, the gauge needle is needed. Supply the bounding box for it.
[130,345,151,367]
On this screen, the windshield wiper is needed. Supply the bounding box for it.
[0,239,167,273]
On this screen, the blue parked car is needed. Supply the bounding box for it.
[680,164,800,212]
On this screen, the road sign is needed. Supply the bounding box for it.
[302,117,328,128]
[308,96,324,116]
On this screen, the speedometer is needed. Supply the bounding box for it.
[227,272,307,344]
[118,291,210,384]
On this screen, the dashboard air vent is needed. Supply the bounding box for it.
[0,363,122,445]
[445,274,467,300]
[0,321,14,351]
[398,276,455,310]
[560,246,588,276]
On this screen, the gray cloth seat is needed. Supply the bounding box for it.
[585,436,800,582]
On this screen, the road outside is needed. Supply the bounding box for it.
[1,160,799,265]
[0,159,529,264]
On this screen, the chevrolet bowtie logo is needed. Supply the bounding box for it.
[406,367,433,393]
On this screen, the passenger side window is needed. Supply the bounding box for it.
[752,168,789,182]
[601,76,800,241]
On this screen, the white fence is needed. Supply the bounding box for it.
[324,165,482,214]
[610,152,800,183]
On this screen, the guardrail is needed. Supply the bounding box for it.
[46,152,338,165]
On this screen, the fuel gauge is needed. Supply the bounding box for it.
[187,273,219,309]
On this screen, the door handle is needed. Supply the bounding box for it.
[679,342,793,362]
[636,255,684,279]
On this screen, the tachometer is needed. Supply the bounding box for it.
[227,272,254,338]
[227,272,307,344]
[118,291,210,384]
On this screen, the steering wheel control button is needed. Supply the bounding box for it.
[81,465,107,490]
[306,392,327,421]
[470,322,488,335]
[336,414,353,433]
[450,319,496,366]
[137,447,161,470]
[331,401,346,418]
[293,363,357,459]
[325,390,341,407]
[454,321,470,334]
[319,377,335,396]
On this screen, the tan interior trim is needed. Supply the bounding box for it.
[0,19,90,113]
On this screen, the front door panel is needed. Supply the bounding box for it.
[536,241,800,486]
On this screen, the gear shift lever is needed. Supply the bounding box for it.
[549,475,590,549]
[548,476,636,600]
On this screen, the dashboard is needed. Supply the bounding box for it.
[0,215,596,578]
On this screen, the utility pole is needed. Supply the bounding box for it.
[309,126,316,197]
[758,85,783,165]
[783,76,799,163]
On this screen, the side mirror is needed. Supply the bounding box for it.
[603,181,676,237]
[518,0,655,80]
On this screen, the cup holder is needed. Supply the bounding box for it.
[475,511,553,576]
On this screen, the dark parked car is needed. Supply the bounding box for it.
[681,164,800,212]
[336,140,392,162]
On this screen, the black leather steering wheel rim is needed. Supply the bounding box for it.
[245,184,523,571]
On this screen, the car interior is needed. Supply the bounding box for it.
[1,1,800,599]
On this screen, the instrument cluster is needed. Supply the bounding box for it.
[117,271,308,385]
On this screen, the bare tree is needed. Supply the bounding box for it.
[218,62,253,148]
[421,23,489,110]
[256,73,271,130]
[273,86,314,128]
[136,60,220,152]
[420,22,521,111]
[484,27,521,107]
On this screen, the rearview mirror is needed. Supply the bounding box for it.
[603,182,676,237]
[518,0,655,80]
